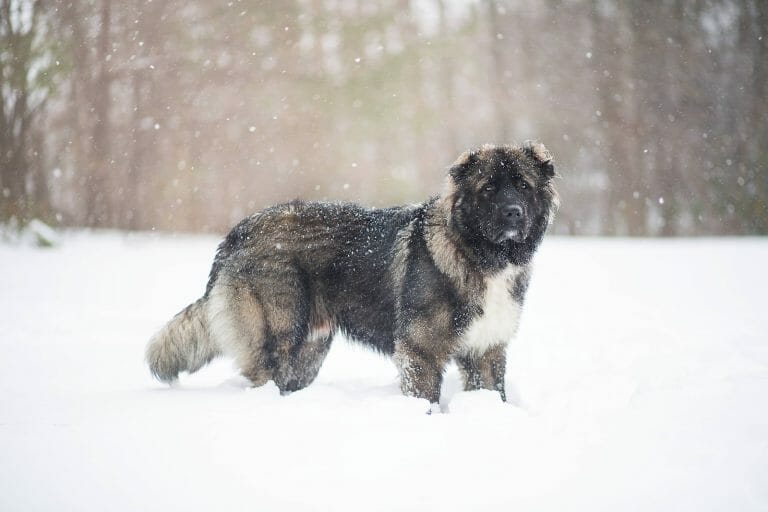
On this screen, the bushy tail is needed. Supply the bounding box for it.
[146,298,221,383]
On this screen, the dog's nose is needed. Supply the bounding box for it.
[502,204,524,219]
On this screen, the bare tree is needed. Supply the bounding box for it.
[0,0,58,223]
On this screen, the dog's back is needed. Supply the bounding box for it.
[147,200,418,389]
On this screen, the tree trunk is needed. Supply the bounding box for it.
[0,0,44,223]
[85,0,113,227]
[486,0,510,143]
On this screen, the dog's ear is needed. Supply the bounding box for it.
[448,149,478,182]
[523,140,555,178]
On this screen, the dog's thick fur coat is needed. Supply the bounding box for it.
[147,143,559,404]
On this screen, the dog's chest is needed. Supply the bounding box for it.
[459,266,522,354]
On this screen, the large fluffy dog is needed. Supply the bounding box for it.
[146,142,559,405]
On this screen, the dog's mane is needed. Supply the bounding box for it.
[423,173,557,280]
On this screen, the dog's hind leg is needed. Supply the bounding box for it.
[254,266,331,395]
[274,332,333,393]
[209,266,332,394]
[207,275,274,387]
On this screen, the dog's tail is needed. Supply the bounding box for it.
[145,298,221,383]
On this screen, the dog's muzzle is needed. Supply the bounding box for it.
[494,203,528,243]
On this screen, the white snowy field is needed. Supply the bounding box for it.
[1,232,767,512]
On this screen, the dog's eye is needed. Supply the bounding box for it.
[483,185,495,193]
[519,181,528,190]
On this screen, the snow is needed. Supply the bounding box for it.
[1,232,767,511]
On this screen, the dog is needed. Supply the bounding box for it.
[146,142,559,405]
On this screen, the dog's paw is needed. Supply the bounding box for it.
[426,402,443,415]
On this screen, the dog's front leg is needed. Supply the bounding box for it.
[454,343,507,401]
[394,340,448,405]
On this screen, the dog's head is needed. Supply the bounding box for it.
[446,142,559,253]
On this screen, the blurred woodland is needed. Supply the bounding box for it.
[1,0,767,235]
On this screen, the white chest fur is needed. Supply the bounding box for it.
[459,265,522,354]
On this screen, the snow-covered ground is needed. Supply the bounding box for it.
[1,232,767,511]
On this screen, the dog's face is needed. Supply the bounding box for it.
[448,142,558,246]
